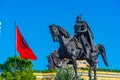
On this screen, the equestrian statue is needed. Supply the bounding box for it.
[49,16,108,80]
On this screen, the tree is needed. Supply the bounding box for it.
[0,56,36,80]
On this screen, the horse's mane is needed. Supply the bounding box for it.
[57,25,70,38]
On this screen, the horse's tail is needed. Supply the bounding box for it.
[98,44,109,66]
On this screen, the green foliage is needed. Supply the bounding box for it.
[0,56,36,80]
[34,69,56,73]
[55,63,83,80]
[78,67,120,73]
[55,64,74,80]
[97,68,120,72]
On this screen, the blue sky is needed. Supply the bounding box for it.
[0,0,120,70]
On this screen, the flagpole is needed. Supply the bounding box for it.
[15,21,16,57]
[14,21,17,80]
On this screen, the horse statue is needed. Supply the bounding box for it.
[49,24,108,80]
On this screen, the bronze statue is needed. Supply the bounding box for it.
[74,15,95,58]
[49,16,108,80]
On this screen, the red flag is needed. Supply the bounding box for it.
[16,25,37,60]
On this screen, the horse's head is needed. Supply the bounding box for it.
[49,24,70,42]
[49,24,60,42]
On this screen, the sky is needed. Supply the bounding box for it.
[0,0,120,70]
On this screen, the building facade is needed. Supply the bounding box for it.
[34,70,120,80]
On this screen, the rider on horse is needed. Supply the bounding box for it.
[73,15,96,58]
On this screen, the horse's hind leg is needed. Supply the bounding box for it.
[88,67,92,80]
[71,55,78,80]
[94,64,97,80]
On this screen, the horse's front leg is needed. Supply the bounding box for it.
[71,55,78,80]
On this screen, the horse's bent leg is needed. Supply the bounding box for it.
[71,56,78,80]
[52,53,60,68]
[88,67,92,80]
